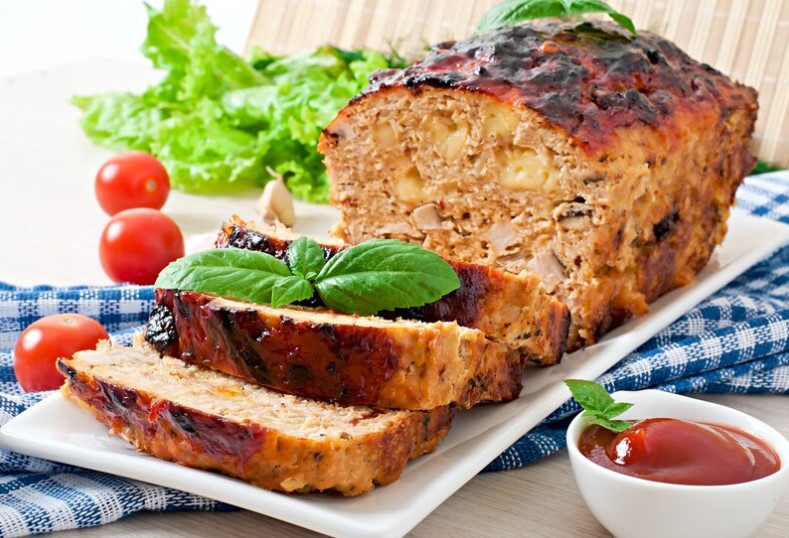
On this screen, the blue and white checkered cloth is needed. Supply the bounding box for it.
[1,172,788,536]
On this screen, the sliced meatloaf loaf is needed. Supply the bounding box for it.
[215,215,569,365]
[319,21,758,349]
[59,343,453,496]
[144,289,521,410]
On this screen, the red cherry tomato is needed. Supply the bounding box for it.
[95,151,170,216]
[99,208,185,285]
[14,314,109,392]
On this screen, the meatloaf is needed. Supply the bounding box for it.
[59,343,453,496]
[145,289,521,409]
[215,215,569,365]
[319,21,758,349]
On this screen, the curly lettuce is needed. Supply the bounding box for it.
[72,0,396,201]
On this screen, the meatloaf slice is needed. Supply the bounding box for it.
[145,289,521,410]
[215,215,569,365]
[319,21,758,350]
[59,343,453,496]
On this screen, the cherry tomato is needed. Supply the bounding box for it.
[14,314,109,392]
[95,151,170,216]
[99,208,185,285]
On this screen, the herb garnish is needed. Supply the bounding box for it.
[476,0,637,37]
[564,379,634,432]
[752,160,782,175]
[155,238,461,315]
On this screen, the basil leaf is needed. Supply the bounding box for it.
[155,248,292,304]
[477,0,565,32]
[607,11,637,37]
[588,416,633,433]
[157,240,461,315]
[565,379,634,433]
[603,401,635,417]
[476,0,636,37]
[313,239,460,315]
[565,379,614,411]
[271,275,315,308]
[287,237,326,279]
[564,0,636,36]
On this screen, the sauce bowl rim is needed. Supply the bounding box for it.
[566,388,789,491]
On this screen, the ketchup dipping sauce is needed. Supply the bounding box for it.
[579,418,781,486]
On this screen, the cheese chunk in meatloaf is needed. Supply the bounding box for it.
[59,344,453,496]
[319,21,758,349]
[145,289,522,410]
[215,216,569,366]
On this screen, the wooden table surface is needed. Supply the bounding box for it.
[1,60,787,538]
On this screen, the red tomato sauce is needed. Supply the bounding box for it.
[578,418,780,485]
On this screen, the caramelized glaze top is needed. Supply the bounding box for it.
[362,21,755,153]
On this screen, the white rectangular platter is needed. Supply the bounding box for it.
[2,211,788,538]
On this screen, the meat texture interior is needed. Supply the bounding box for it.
[319,21,758,349]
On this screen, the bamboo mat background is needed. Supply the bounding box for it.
[247,0,789,166]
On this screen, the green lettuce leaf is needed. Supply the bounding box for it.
[72,0,396,202]
[71,92,168,150]
[150,102,267,193]
[142,0,265,100]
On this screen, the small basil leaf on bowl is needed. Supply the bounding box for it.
[313,239,460,315]
[564,379,634,433]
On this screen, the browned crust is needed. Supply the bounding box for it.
[216,217,569,364]
[342,20,758,156]
[317,22,757,351]
[58,359,453,496]
[146,289,522,409]
[565,105,755,344]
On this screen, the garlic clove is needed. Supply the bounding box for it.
[256,176,295,226]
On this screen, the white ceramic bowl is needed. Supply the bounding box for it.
[566,390,789,538]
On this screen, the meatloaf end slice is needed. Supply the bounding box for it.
[216,216,569,365]
[319,21,758,349]
[145,289,522,410]
[59,343,453,496]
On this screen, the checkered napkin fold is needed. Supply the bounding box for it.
[0,173,788,536]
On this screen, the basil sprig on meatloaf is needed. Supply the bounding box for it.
[477,0,637,36]
[155,238,461,315]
